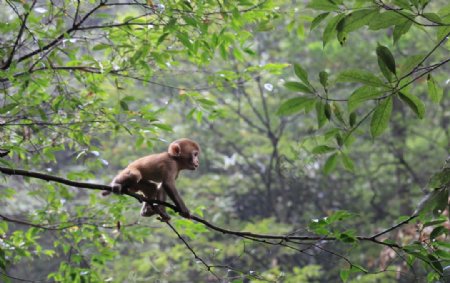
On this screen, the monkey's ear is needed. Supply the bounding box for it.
[168,143,181,157]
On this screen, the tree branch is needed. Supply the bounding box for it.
[2,0,37,70]
[0,166,414,248]
[165,221,221,280]
[12,1,106,66]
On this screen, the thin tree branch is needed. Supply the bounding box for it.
[0,166,417,248]
[0,120,110,127]
[12,1,107,66]
[73,0,81,27]
[0,213,139,231]
[165,221,221,281]
[0,271,45,283]
[398,32,450,82]
[2,0,37,70]
[369,214,418,240]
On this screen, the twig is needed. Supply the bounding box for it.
[0,271,46,282]
[2,0,37,70]
[0,213,139,231]
[165,221,221,281]
[13,1,107,65]
[398,32,450,82]
[0,120,110,127]
[370,214,418,240]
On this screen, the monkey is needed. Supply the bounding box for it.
[103,138,200,221]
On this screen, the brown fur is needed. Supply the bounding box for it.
[104,138,200,221]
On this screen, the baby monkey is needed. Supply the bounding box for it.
[103,138,200,221]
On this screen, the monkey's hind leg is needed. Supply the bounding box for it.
[133,180,161,218]
[136,180,171,221]
[140,203,157,217]
[140,203,171,221]
[154,187,171,221]
[111,169,142,194]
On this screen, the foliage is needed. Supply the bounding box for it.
[0,0,449,282]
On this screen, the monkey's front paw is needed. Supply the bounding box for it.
[180,209,191,219]
[157,214,171,222]
[111,184,124,194]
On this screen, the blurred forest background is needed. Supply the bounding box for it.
[0,0,449,282]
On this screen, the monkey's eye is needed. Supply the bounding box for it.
[193,151,198,157]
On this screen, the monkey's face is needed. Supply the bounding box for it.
[181,143,200,170]
[168,139,200,170]
[189,150,200,170]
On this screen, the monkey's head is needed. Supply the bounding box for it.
[168,138,200,170]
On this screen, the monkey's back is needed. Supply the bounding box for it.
[126,152,177,182]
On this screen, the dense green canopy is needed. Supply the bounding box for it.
[0,0,449,282]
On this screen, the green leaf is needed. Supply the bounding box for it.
[0,103,18,114]
[427,74,443,103]
[376,45,396,78]
[310,12,330,30]
[308,218,330,235]
[284,81,313,93]
[430,226,447,240]
[327,210,354,223]
[182,15,198,27]
[368,11,407,30]
[433,187,449,215]
[423,218,448,227]
[393,19,412,44]
[93,44,110,51]
[315,101,328,128]
[319,71,328,89]
[428,254,443,273]
[348,86,383,113]
[157,33,170,46]
[152,123,173,131]
[349,112,356,127]
[197,98,216,107]
[435,250,450,261]
[324,103,332,120]
[422,13,442,23]
[338,232,357,243]
[312,145,336,154]
[293,63,310,86]
[303,98,317,113]
[434,240,450,249]
[336,70,385,87]
[370,96,393,137]
[335,133,343,147]
[415,188,448,215]
[340,269,350,282]
[352,264,368,273]
[437,26,450,43]
[341,153,355,171]
[393,0,413,10]
[277,97,316,116]
[119,100,129,111]
[307,0,339,11]
[428,168,450,188]
[332,102,345,124]
[340,9,377,33]
[336,26,347,45]
[323,153,339,174]
[406,250,428,263]
[323,14,346,47]
[176,32,193,50]
[398,92,425,119]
